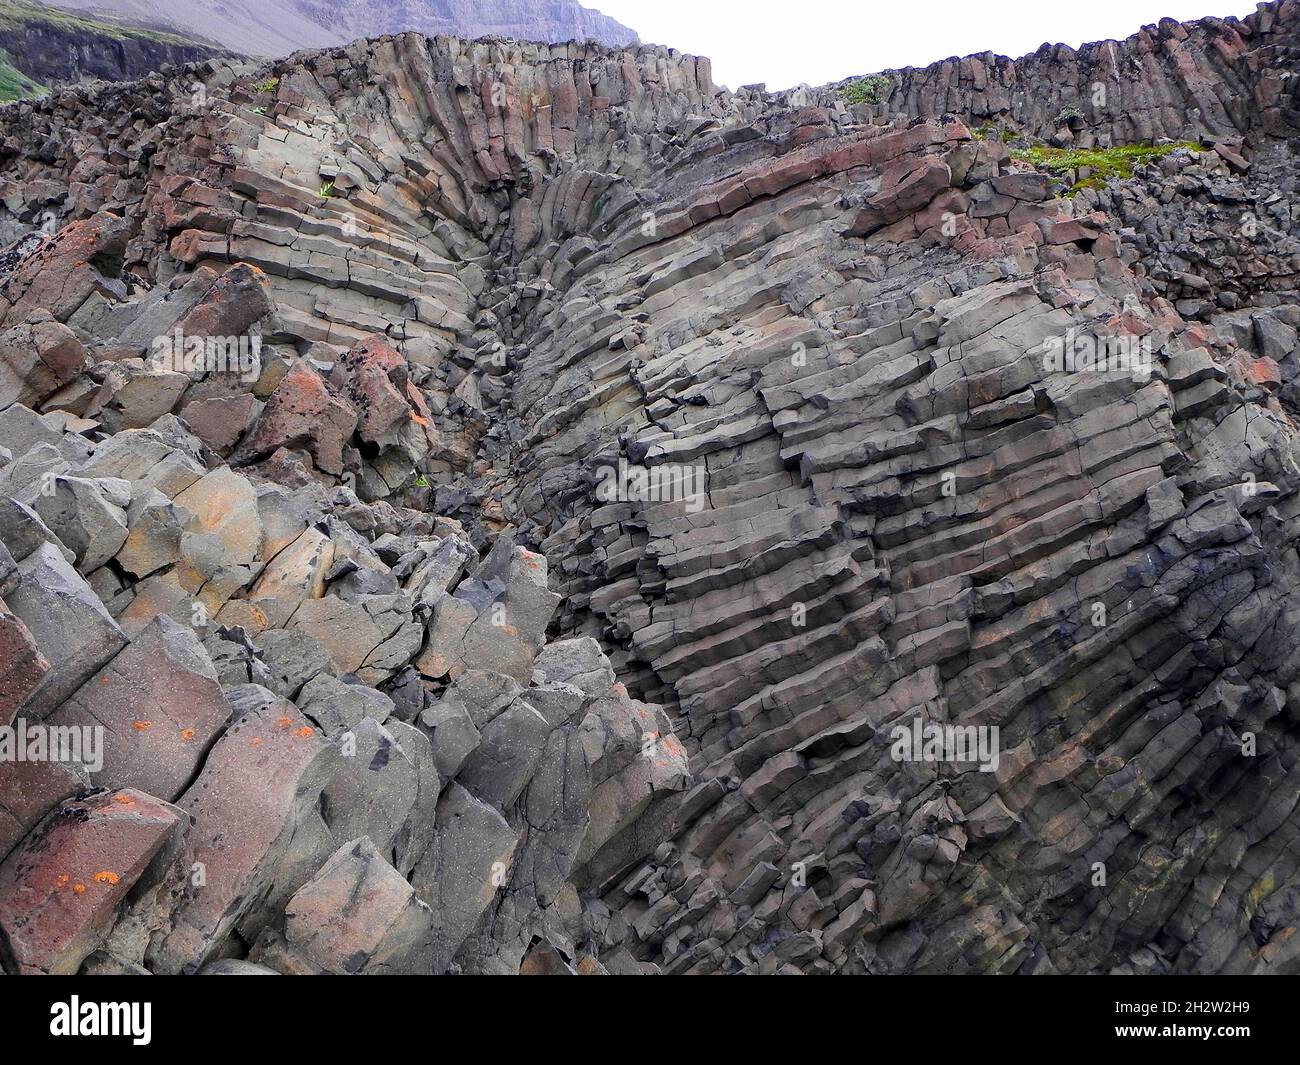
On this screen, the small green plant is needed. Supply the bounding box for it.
[1010,141,1200,193]
[972,122,1021,144]
[319,180,335,198]
[840,74,893,106]
[253,105,267,115]
[413,475,430,488]
[254,76,280,94]
[1054,106,1083,126]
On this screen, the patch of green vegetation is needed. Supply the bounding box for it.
[0,0,215,48]
[0,49,46,102]
[253,77,280,94]
[318,180,335,198]
[972,122,1021,144]
[413,475,429,488]
[1010,141,1201,192]
[840,74,893,106]
[253,105,267,115]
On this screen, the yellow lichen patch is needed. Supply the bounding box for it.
[293,726,315,738]
[132,720,152,732]
[1250,871,1277,906]
[180,728,196,742]
[93,871,120,885]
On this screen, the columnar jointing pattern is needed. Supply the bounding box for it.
[0,1,1299,975]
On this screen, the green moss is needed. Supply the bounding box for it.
[1009,141,1201,192]
[840,74,893,106]
[0,0,213,47]
[253,77,279,94]
[972,123,1021,144]
[0,49,46,102]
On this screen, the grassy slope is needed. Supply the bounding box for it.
[0,49,46,101]
[0,0,224,102]
[0,0,220,48]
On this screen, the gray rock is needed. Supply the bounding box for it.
[414,783,520,972]
[455,697,553,810]
[6,541,127,718]
[31,475,130,573]
[321,717,418,854]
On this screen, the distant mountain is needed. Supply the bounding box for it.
[0,0,224,101]
[296,0,640,50]
[45,0,640,57]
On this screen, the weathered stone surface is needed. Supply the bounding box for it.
[0,788,181,975]
[5,542,127,718]
[235,362,358,477]
[320,717,418,853]
[414,783,520,972]
[251,837,435,975]
[145,693,338,974]
[31,475,130,573]
[0,212,130,327]
[0,318,86,411]
[49,616,230,801]
[0,599,48,727]
[0,756,87,862]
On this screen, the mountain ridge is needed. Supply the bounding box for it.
[46,0,640,56]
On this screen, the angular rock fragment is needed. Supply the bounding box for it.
[49,616,231,801]
[146,694,339,974]
[251,837,434,975]
[5,542,127,718]
[0,788,181,975]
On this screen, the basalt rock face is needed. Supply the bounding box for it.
[801,1,1300,145]
[0,22,223,90]
[1,4,1300,976]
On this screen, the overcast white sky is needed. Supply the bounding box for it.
[594,0,1260,91]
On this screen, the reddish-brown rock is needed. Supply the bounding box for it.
[0,788,182,975]
[235,362,358,476]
